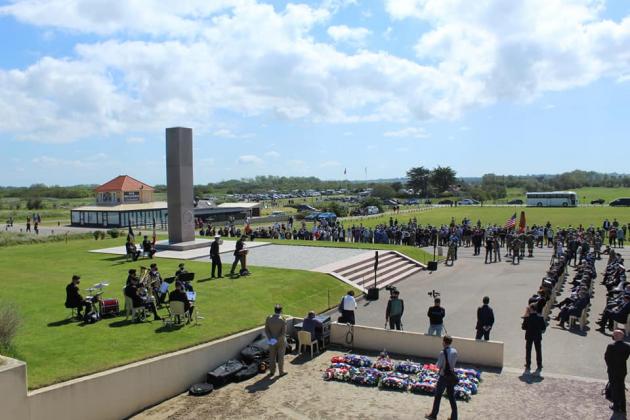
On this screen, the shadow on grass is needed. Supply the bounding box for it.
[155,324,185,333]
[245,374,279,393]
[108,319,136,328]
[47,318,78,327]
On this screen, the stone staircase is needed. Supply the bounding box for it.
[329,251,424,292]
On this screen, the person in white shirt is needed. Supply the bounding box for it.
[340,290,357,325]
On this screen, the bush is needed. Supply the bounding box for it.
[107,229,120,238]
[321,201,349,217]
[0,303,20,350]
[26,198,43,210]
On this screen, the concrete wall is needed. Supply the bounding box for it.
[0,358,29,420]
[1,326,267,420]
[330,323,503,368]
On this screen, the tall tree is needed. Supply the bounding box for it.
[406,166,431,197]
[430,166,457,193]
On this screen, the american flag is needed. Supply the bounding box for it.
[505,213,517,229]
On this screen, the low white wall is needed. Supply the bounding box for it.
[0,358,29,420]
[330,323,503,368]
[2,326,267,420]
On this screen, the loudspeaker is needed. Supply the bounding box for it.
[427,261,438,271]
[366,287,379,300]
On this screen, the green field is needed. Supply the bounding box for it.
[0,237,353,389]
[340,206,630,229]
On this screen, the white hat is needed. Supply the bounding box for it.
[214,234,221,238]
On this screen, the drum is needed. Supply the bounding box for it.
[101,298,119,316]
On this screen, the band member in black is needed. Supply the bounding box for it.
[65,275,91,319]
[230,235,247,275]
[210,235,223,278]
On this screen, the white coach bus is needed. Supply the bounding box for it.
[526,191,578,207]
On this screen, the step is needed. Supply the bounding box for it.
[363,262,422,286]
[375,266,425,289]
[341,256,412,281]
[335,252,398,276]
[349,259,416,284]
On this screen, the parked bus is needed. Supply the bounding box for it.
[526,191,578,207]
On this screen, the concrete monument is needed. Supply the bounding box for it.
[166,127,195,244]
[155,127,211,251]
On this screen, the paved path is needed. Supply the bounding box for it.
[192,244,373,271]
[353,244,630,381]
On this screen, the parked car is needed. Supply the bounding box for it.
[304,212,321,221]
[507,199,524,205]
[384,199,399,206]
[457,198,480,206]
[366,206,380,215]
[406,198,420,205]
[438,199,453,205]
[590,198,605,205]
[610,198,630,207]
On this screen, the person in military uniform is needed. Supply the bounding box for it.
[526,232,535,257]
[512,235,521,265]
[519,234,526,259]
[505,232,513,258]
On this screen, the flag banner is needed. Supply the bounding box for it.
[518,211,527,233]
[505,213,517,229]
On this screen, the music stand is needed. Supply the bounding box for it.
[177,272,195,283]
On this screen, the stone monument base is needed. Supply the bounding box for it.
[154,238,212,252]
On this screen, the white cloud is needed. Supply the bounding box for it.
[213,128,254,139]
[384,127,429,138]
[237,154,263,165]
[327,25,371,45]
[126,136,145,144]
[264,150,281,158]
[0,0,628,144]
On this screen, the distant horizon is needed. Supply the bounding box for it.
[3,169,630,188]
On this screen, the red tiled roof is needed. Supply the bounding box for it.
[95,175,154,192]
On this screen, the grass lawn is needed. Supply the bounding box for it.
[0,237,353,389]
[339,206,630,229]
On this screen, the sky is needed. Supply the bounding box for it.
[1,0,630,186]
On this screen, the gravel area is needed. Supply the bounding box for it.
[133,349,618,420]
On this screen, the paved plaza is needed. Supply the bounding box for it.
[354,245,629,381]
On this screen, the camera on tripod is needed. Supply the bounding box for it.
[385,285,398,296]
[427,289,440,299]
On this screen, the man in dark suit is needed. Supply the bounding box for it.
[598,294,630,332]
[605,330,630,414]
[475,296,495,340]
[229,235,247,276]
[65,275,90,319]
[210,235,222,278]
[523,303,546,373]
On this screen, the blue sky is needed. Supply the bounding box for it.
[1,0,629,186]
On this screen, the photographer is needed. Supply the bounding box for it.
[385,289,404,330]
[427,297,446,336]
